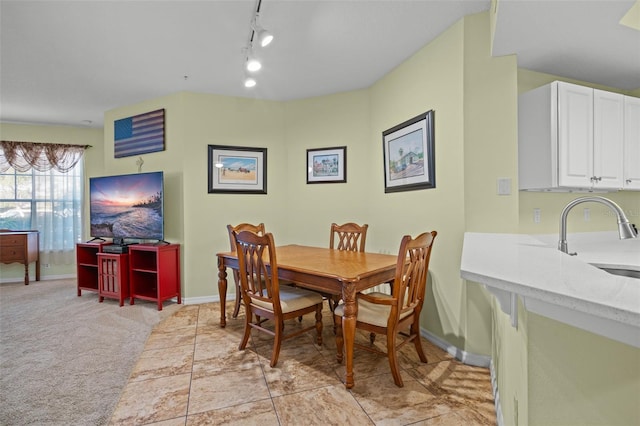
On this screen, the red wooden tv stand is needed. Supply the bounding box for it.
[76,242,181,311]
[129,243,181,311]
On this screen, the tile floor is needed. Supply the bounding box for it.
[109,302,496,425]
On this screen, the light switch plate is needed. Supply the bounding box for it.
[497,178,512,195]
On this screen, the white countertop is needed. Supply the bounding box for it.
[461,232,640,347]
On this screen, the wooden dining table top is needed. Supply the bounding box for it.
[217,244,399,293]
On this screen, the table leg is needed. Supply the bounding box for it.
[341,281,357,389]
[23,263,29,285]
[217,258,228,328]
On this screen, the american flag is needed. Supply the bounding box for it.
[114,109,165,158]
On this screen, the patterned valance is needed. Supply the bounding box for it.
[0,141,90,173]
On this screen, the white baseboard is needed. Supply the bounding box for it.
[490,359,505,426]
[420,328,492,368]
[181,295,220,305]
[0,273,76,284]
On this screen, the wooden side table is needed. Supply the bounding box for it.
[0,230,40,285]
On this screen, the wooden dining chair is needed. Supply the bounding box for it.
[234,230,324,367]
[333,230,437,387]
[227,223,265,319]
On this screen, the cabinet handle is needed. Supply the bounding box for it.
[627,179,632,184]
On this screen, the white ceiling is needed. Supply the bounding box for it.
[1,0,639,129]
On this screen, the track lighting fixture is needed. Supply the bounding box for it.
[252,15,273,48]
[241,0,273,89]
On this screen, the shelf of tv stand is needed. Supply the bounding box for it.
[76,242,112,296]
[129,243,181,311]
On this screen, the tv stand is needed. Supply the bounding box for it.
[76,242,181,311]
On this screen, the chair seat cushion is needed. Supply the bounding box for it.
[334,292,413,327]
[252,285,323,313]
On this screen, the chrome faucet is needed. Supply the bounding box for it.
[558,196,637,254]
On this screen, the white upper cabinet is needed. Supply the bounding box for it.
[593,89,624,189]
[518,81,635,191]
[557,82,594,188]
[623,96,640,190]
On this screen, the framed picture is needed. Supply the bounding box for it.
[306,146,347,184]
[382,110,435,193]
[208,145,267,194]
[114,109,165,158]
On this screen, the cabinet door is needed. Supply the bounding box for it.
[623,96,640,190]
[557,82,593,187]
[593,89,624,189]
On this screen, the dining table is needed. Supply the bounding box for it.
[216,244,398,389]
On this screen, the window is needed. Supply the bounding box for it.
[0,161,84,265]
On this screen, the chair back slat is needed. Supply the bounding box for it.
[234,230,282,314]
[330,222,368,252]
[226,223,267,318]
[392,231,437,320]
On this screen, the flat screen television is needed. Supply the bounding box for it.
[89,171,164,241]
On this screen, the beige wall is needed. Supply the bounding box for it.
[179,92,287,302]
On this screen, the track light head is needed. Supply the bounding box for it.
[252,15,274,47]
[245,48,261,72]
[244,76,257,88]
[256,28,273,47]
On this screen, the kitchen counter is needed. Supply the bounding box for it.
[461,232,640,348]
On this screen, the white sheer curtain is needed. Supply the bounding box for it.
[0,141,87,265]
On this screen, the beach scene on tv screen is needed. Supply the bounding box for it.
[90,173,163,240]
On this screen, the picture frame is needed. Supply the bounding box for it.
[382,110,435,193]
[306,146,347,184]
[207,145,267,194]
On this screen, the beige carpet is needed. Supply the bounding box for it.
[0,278,181,425]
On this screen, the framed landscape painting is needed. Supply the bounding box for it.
[306,146,346,183]
[208,145,267,194]
[382,110,435,193]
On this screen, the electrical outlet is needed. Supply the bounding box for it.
[43,263,50,268]
[533,208,541,224]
